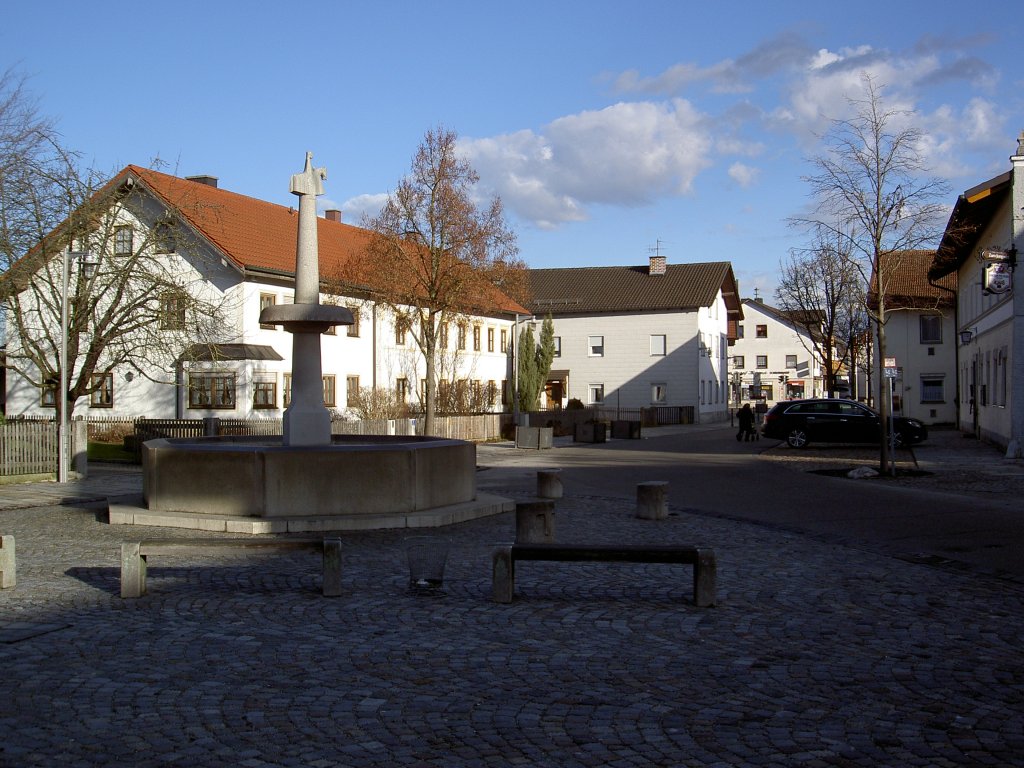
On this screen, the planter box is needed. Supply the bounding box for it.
[611,420,642,439]
[574,422,607,443]
[515,426,553,449]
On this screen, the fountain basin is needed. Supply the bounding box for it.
[142,434,476,518]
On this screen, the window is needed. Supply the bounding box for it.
[785,354,798,369]
[113,225,133,255]
[259,293,277,330]
[500,329,508,353]
[473,325,481,352]
[90,372,113,408]
[756,325,768,338]
[487,380,498,406]
[41,382,57,408]
[589,384,604,404]
[552,336,561,358]
[347,306,360,337]
[651,383,667,403]
[346,376,359,407]
[322,375,337,407]
[439,323,449,349]
[457,324,467,351]
[920,315,942,344]
[588,335,604,357]
[920,376,945,403]
[734,355,745,368]
[160,292,186,330]
[487,327,494,352]
[188,373,236,409]
[756,355,768,369]
[283,374,292,407]
[737,324,745,339]
[253,377,277,409]
[395,319,407,345]
[650,334,666,356]
[396,378,409,402]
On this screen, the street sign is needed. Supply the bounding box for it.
[884,367,898,379]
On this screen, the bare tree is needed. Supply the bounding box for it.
[337,126,526,435]
[775,226,864,397]
[1,73,235,418]
[794,75,948,473]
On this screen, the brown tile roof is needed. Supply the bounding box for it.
[868,250,957,309]
[527,261,741,316]
[121,166,528,315]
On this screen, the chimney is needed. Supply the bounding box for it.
[649,255,666,276]
[324,209,343,223]
[186,175,219,188]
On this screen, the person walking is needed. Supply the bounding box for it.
[737,403,756,442]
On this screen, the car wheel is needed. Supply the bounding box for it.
[786,428,809,448]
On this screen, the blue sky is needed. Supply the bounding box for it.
[4,1,1021,299]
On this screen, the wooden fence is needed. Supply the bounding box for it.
[0,421,59,476]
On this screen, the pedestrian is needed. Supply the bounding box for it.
[737,403,756,442]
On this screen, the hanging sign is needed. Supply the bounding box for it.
[984,260,1012,294]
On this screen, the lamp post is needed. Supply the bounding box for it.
[58,249,93,483]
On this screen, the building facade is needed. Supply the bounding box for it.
[3,166,525,421]
[526,257,742,423]
[930,132,1024,454]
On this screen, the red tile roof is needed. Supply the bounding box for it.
[868,250,956,309]
[121,166,527,315]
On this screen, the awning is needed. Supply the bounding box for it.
[186,343,284,362]
[787,380,804,386]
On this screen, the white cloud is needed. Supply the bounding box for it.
[334,193,389,225]
[728,162,760,188]
[461,99,714,229]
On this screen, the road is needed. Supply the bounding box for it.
[477,424,1024,579]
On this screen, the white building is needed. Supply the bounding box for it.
[526,257,742,423]
[3,166,526,421]
[868,251,957,425]
[929,132,1024,454]
[730,298,825,406]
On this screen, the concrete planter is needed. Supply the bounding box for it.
[515,426,553,449]
[574,421,607,443]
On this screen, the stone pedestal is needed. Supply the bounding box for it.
[635,481,668,520]
[515,500,555,543]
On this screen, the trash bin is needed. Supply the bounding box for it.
[406,536,451,592]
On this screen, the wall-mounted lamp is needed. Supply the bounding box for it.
[959,329,975,344]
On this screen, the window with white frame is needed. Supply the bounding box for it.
[785,354,798,369]
[552,336,561,357]
[756,355,768,369]
[113,225,133,255]
[589,384,604,404]
[500,329,508,353]
[651,383,667,403]
[588,336,604,357]
[650,334,666,356]
[734,355,745,368]
[487,327,494,352]
[259,293,277,330]
[160,292,186,330]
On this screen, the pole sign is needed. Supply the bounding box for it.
[884,357,898,379]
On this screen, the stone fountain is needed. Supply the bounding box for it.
[110,153,512,533]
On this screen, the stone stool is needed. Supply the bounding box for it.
[635,481,668,520]
[537,469,563,499]
[515,500,556,543]
[0,535,15,589]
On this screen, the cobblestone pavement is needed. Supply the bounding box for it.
[1,436,1023,766]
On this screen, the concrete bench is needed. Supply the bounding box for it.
[492,543,716,607]
[120,537,342,598]
[0,535,14,589]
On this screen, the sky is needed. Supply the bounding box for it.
[4,1,1022,300]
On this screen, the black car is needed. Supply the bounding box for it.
[761,398,927,448]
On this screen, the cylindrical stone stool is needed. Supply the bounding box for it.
[635,481,668,520]
[515,500,556,543]
[537,469,563,499]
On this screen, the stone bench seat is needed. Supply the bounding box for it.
[120,537,342,598]
[491,543,716,607]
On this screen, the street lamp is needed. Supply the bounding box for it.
[59,249,93,483]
